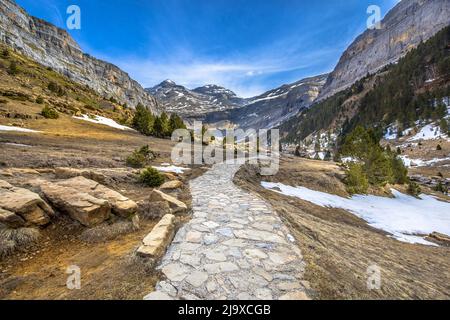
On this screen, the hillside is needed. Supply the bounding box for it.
[146,80,246,119]
[0,0,158,111]
[280,26,450,145]
[205,74,328,130]
[318,0,450,101]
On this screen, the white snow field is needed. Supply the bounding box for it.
[0,125,40,133]
[152,165,190,174]
[262,182,450,246]
[399,155,450,168]
[73,115,134,131]
[408,124,445,141]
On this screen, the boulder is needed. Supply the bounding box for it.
[159,180,183,190]
[137,214,176,258]
[426,232,450,246]
[55,167,108,184]
[149,190,187,214]
[55,176,137,218]
[39,183,110,227]
[139,200,171,219]
[0,180,53,226]
[0,207,26,228]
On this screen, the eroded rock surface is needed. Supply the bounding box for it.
[0,180,53,227]
[137,214,176,258]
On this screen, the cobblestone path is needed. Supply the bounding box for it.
[145,161,309,300]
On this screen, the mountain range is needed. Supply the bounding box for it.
[0,0,449,136]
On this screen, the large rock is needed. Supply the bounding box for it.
[149,190,187,214]
[55,168,108,184]
[159,180,183,190]
[138,200,171,220]
[55,176,137,218]
[0,180,53,226]
[137,214,176,258]
[426,232,450,246]
[0,207,26,228]
[39,183,110,227]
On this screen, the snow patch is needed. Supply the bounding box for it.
[408,124,446,141]
[152,165,190,174]
[399,155,450,168]
[262,182,450,246]
[73,115,134,131]
[2,142,32,147]
[0,125,40,133]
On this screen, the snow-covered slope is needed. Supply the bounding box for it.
[146,80,246,118]
[205,74,328,130]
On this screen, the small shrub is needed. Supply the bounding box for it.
[79,220,137,243]
[345,163,369,194]
[7,61,19,75]
[48,81,65,96]
[0,227,40,258]
[407,181,421,196]
[2,48,9,58]
[126,145,155,168]
[139,167,165,187]
[433,181,448,194]
[35,96,44,104]
[41,106,59,119]
[436,144,442,151]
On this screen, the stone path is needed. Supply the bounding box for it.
[145,161,308,300]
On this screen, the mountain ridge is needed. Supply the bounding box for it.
[318,0,450,101]
[0,0,159,112]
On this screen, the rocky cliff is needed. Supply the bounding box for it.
[146,80,246,118]
[205,74,328,130]
[318,0,450,101]
[0,0,158,112]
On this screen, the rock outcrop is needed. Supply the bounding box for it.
[205,74,328,130]
[149,190,187,214]
[0,0,159,111]
[39,182,111,227]
[31,176,138,226]
[137,214,176,258]
[55,176,137,218]
[0,180,53,227]
[318,0,450,100]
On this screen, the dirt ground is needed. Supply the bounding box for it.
[234,156,450,300]
[0,116,207,300]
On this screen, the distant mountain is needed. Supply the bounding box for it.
[0,0,158,112]
[146,81,246,118]
[318,0,450,101]
[205,74,328,130]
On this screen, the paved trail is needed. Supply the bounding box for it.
[146,162,308,300]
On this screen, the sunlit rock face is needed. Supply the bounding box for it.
[318,0,450,101]
[0,0,159,112]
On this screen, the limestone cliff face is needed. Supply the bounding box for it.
[318,0,450,101]
[0,0,158,112]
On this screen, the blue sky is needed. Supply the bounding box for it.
[16,0,400,97]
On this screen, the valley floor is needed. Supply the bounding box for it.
[0,118,205,299]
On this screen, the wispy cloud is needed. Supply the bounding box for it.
[97,37,341,98]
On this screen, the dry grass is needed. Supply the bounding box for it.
[79,220,138,244]
[0,226,40,258]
